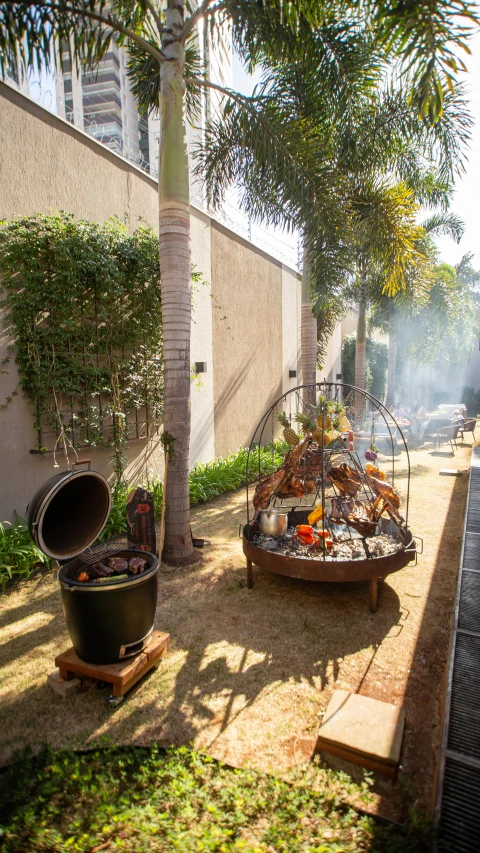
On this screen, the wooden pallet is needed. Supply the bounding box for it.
[52,630,169,698]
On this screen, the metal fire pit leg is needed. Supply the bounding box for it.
[369,578,378,613]
[246,558,253,589]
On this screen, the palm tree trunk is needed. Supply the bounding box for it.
[386,331,397,410]
[159,0,197,566]
[301,248,317,410]
[355,260,367,422]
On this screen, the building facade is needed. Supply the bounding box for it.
[55,18,233,195]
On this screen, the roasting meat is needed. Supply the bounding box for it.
[329,463,362,497]
[128,557,147,574]
[330,496,377,536]
[253,438,310,516]
[367,475,404,522]
[107,556,129,573]
[88,562,114,579]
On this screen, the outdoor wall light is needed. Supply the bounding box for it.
[336,373,342,380]
[195,362,207,374]
[289,369,297,378]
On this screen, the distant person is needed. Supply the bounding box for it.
[450,408,465,427]
[393,402,408,419]
[410,405,429,445]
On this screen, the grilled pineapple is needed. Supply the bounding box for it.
[276,411,299,446]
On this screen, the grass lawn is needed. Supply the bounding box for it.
[0,439,474,838]
[0,745,428,852]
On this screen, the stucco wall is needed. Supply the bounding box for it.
[0,81,304,520]
[211,222,285,455]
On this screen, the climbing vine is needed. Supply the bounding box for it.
[0,212,164,481]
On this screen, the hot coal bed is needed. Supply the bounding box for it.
[243,382,417,612]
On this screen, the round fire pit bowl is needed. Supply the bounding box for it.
[244,381,420,612]
[243,511,416,612]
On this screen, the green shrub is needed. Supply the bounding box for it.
[0,514,50,592]
[462,385,480,416]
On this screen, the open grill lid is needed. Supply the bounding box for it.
[27,460,112,561]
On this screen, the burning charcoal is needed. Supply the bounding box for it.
[89,562,114,579]
[107,556,129,573]
[77,571,90,583]
[128,557,147,575]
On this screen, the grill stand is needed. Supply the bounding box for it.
[49,630,169,705]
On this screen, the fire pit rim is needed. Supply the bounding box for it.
[242,520,416,583]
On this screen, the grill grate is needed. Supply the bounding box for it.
[63,536,128,579]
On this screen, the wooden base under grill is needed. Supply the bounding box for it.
[51,630,169,698]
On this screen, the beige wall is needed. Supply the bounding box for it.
[211,222,284,455]
[0,81,304,520]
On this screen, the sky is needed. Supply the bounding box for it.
[233,34,480,272]
[434,30,480,267]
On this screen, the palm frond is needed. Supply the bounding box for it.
[422,212,465,243]
[362,0,479,120]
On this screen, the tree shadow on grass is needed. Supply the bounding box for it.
[0,549,404,769]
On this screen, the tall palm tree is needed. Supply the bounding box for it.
[0,0,477,563]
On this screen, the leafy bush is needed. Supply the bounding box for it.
[0,213,163,470]
[342,334,388,401]
[100,442,288,539]
[462,385,480,416]
[0,745,430,853]
[0,514,50,592]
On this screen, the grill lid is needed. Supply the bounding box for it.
[27,460,112,561]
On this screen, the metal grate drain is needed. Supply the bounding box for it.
[436,446,480,849]
[447,633,480,760]
[461,533,480,570]
[440,756,480,853]
[457,572,480,634]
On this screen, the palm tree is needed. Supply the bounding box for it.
[0,0,477,563]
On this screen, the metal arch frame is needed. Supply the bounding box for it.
[245,381,411,527]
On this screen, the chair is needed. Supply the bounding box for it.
[458,418,477,442]
[432,424,460,453]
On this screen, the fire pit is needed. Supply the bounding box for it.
[243,382,418,611]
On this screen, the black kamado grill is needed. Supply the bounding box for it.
[28,460,159,664]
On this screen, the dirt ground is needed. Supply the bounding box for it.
[0,438,473,821]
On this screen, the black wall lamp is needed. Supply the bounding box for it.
[289,369,297,378]
[195,362,207,374]
[336,373,342,380]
